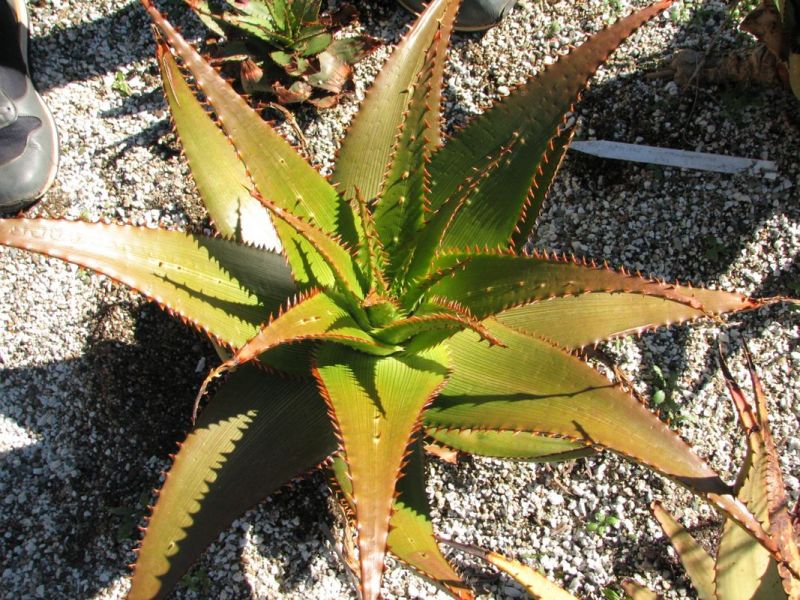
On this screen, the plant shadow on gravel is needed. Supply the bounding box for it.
[0,297,343,599]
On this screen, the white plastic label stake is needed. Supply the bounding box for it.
[570,140,778,176]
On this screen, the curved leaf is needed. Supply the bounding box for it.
[495,287,761,350]
[720,351,800,595]
[444,540,578,600]
[314,344,449,600]
[331,0,458,203]
[509,125,574,249]
[376,0,459,284]
[157,43,279,249]
[716,521,784,600]
[426,1,674,250]
[389,440,473,599]
[650,502,715,600]
[230,290,399,364]
[333,442,474,599]
[142,0,350,284]
[0,219,293,349]
[427,429,593,461]
[253,191,365,300]
[130,365,335,600]
[428,251,733,319]
[429,320,772,544]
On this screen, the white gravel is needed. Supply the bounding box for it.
[1,0,798,599]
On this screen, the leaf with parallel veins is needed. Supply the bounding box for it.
[331,442,474,599]
[495,285,762,350]
[0,218,293,349]
[430,321,774,548]
[331,0,459,204]
[141,0,351,284]
[375,0,459,282]
[426,0,675,250]
[251,191,365,302]
[426,429,594,461]
[157,42,278,250]
[314,344,449,600]
[428,251,720,320]
[651,501,716,600]
[129,365,334,600]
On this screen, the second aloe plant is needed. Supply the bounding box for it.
[0,0,797,598]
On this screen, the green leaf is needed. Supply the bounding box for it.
[252,192,365,301]
[0,219,293,349]
[374,310,501,347]
[720,351,800,594]
[716,521,785,600]
[427,429,594,461]
[388,439,474,598]
[298,31,332,57]
[314,344,449,600]
[157,44,278,248]
[494,286,762,349]
[509,125,574,249]
[331,0,457,203]
[143,2,351,283]
[429,320,768,538]
[331,444,473,599]
[373,0,459,284]
[326,37,380,65]
[428,251,726,320]
[129,365,334,600]
[181,0,227,37]
[425,1,673,251]
[650,501,716,600]
[229,290,399,366]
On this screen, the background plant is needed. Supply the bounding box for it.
[185,0,379,108]
[623,348,800,599]
[0,0,796,599]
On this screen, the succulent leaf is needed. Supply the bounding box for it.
[428,251,717,319]
[716,513,785,599]
[429,320,775,543]
[331,0,458,204]
[142,0,352,283]
[331,444,473,599]
[509,125,574,249]
[157,42,279,249]
[374,0,459,282]
[0,219,293,349]
[444,540,579,599]
[251,191,365,301]
[426,429,594,461]
[621,580,661,600]
[129,365,334,600]
[387,439,474,599]
[227,289,399,366]
[719,351,800,596]
[426,1,675,250]
[314,344,449,600]
[651,501,716,600]
[495,285,761,349]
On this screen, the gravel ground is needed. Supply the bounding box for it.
[1,0,798,598]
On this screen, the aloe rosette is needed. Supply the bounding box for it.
[0,0,796,598]
[623,350,800,600]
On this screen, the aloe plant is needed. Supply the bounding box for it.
[623,349,800,600]
[185,0,378,107]
[0,0,797,598]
